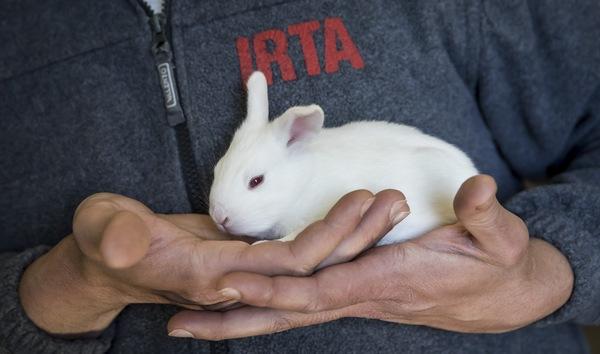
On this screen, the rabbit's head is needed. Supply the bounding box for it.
[209,71,324,238]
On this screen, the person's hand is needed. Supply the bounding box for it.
[19,189,408,338]
[168,175,574,339]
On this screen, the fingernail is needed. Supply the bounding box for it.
[389,200,410,225]
[219,288,242,300]
[169,329,194,338]
[360,197,375,217]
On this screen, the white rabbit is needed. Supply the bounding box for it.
[209,71,478,245]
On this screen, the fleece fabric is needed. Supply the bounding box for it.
[0,0,599,353]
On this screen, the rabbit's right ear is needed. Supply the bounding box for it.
[273,104,324,148]
[245,71,269,127]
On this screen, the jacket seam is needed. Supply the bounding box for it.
[178,0,301,29]
[0,35,145,84]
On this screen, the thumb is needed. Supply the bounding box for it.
[453,175,529,263]
[73,193,151,269]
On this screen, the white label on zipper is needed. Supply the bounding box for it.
[158,62,177,109]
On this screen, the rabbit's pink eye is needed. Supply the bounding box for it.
[249,175,264,189]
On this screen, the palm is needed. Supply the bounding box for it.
[163,176,572,339]
[94,211,245,308]
[72,189,406,314]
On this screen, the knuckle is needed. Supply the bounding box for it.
[471,205,501,228]
[260,282,275,307]
[176,289,200,303]
[319,217,345,236]
[331,248,358,266]
[270,317,295,333]
[300,297,321,313]
[284,255,315,277]
[186,293,205,305]
[286,228,321,275]
[296,220,326,241]
[290,263,314,277]
[177,285,214,305]
[317,219,350,244]
[301,278,327,313]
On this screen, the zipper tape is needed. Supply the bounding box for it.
[151,14,185,126]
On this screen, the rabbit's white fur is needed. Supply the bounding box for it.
[209,72,478,245]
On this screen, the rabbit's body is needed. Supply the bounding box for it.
[209,72,478,245]
[274,121,478,244]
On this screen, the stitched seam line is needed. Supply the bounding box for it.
[1,34,145,84]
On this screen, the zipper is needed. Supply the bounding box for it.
[148,10,210,214]
[137,2,229,352]
[138,0,210,215]
[149,13,185,127]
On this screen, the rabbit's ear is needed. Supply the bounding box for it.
[273,105,324,147]
[245,71,269,127]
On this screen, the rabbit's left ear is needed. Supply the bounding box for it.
[245,71,269,127]
[274,105,324,147]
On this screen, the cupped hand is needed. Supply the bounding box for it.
[19,189,408,337]
[168,175,574,339]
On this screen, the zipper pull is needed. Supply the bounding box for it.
[150,14,185,126]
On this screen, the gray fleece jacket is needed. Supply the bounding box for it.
[1,0,599,353]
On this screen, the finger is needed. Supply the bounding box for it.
[218,260,371,313]
[319,189,409,268]
[453,175,529,263]
[158,214,230,240]
[72,193,152,268]
[101,211,151,268]
[167,306,350,340]
[72,196,118,262]
[229,190,375,276]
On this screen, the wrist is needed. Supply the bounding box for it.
[19,236,125,337]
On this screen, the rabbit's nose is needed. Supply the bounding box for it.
[211,204,230,233]
[214,211,229,225]
[210,204,226,222]
[216,217,230,233]
[216,215,229,226]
